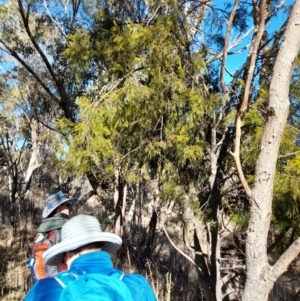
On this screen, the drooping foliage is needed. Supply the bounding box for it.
[58,14,207,190]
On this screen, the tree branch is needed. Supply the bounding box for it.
[17,0,75,120]
[278,151,300,159]
[0,38,61,104]
[162,225,205,276]
[230,0,267,199]
[271,236,300,280]
[17,0,58,85]
[220,0,241,93]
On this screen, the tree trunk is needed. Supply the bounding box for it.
[24,118,42,194]
[114,163,122,236]
[242,1,300,300]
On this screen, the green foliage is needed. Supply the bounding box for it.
[55,96,114,176]
[275,155,300,201]
[223,109,237,128]
[272,153,300,232]
[230,213,248,231]
[63,31,94,82]
[203,93,222,119]
[290,53,300,101]
[54,10,209,201]
[241,90,267,166]
[278,126,299,157]
[160,180,185,204]
[192,199,205,221]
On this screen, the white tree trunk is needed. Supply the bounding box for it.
[24,118,42,193]
[243,1,300,300]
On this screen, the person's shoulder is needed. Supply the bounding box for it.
[110,270,157,301]
[57,271,135,301]
[121,271,152,286]
[37,215,68,232]
[55,270,79,285]
[23,277,62,301]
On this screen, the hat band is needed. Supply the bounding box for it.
[46,200,62,210]
[46,197,60,205]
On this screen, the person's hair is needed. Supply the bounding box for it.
[70,242,105,255]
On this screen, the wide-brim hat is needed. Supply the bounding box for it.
[42,191,74,218]
[43,214,122,266]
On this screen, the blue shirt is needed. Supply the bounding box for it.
[24,251,157,301]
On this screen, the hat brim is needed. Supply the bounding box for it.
[42,197,74,218]
[43,232,122,266]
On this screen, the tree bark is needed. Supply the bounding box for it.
[242,1,300,300]
[114,163,122,236]
[24,118,42,193]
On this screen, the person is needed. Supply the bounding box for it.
[38,190,72,232]
[29,191,74,281]
[24,214,157,301]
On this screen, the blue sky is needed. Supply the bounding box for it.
[218,0,295,81]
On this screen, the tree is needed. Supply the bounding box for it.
[50,1,300,300]
[0,0,98,227]
[242,0,300,300]
[1,1,300,300]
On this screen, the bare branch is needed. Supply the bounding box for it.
[231,0,267,199]
[271,237,300,280]
[278,151,300,159]
[147,5,161,26]
[162,225,204,276]
[43,0,68,40]
[220,0,241,93]
[206,26,254,64]
[17,0,58,86]
[267,0,288,21]
[16,0,75,120]
[0,38,61,104]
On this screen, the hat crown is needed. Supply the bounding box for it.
[45,191,68,205]
[43,214,122,265]
[42,191,73,218]
[61,215,103,242]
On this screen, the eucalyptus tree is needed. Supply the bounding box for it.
[0,0,99,226]
[0,0,104,119]
[0,68,65,228]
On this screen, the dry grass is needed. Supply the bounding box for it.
[2,188,300,301]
